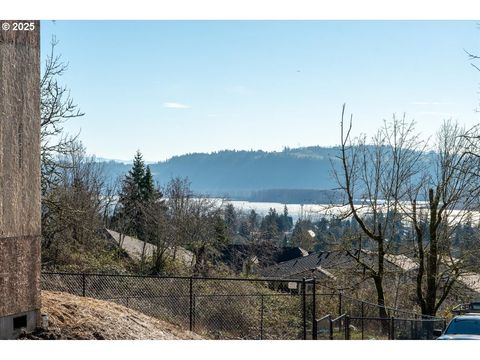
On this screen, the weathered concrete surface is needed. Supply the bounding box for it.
[0,21,41,237]
[0,20,41,337]
[0,310,38,340]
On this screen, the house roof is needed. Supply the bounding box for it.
[104,229,154,260]
[220,244,308,272]
[103,229,193,266]
[259,249,402,279]
[384,253,419,272]
[276,246,309,263]
[458,273,480,294]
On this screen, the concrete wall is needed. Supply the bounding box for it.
[0,20,41,339]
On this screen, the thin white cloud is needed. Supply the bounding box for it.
[163,102,191,109]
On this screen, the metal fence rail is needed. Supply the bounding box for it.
[338,293,439,320]
[315,315,447,340]
[41,272,445,340]
[42,272,312,340]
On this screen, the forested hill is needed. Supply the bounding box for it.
[99,146,342,199]
[98,146,432,203]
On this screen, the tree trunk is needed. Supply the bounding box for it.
[373,275,388,319]
[425,188,439,317]
[375,229,388,319]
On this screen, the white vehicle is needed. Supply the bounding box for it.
[435,314,480,340]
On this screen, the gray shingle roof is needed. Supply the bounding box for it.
[259,249,400,279]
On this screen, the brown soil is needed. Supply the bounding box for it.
[20,291,202,340]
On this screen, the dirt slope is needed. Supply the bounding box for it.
[22,291,202,340]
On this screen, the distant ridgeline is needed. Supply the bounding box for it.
[98,146,431,203]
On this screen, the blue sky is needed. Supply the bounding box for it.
[41,20,480,161]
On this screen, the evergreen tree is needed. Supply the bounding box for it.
[248,209,258,231]
[214,215,230,250]
[291,219,315,251]
[282,233,289,247]
[115,151,163,242]
[238,220,250,238]
[261,208,280,240]
[142,165,158,201]
[278,205,293,232]
[130,150,147,189]
[224,203,237,236]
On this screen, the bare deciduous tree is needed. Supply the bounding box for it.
[164,178,228,276]
[334,104,425,318]
[41,36,84,195]
[164,177,194,262]
[41,141,109,269]
[407,121,480,316]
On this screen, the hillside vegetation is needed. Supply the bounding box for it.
[98,146,434,201]
[99,146,344,195]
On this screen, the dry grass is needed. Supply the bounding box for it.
[33,291,202,340]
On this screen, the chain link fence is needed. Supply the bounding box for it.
[41,272,445,340]
[337,293,439,320]
[314,315,446,340]
[312,292,446,340]
[42,272,310,339]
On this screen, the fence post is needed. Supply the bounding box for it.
[361,301,365,340]
[189,276,194,332]
[337,293,343,333]
[302,278,307,340]
[82,273,86,297]
[345,315,350,340]
[390,317,395,340]
[338,292,342,316]
[312,277,317,340]
[329,316,333,340]
[260,294,264,340]
[412,314,418,340]
[193,294,196,330]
